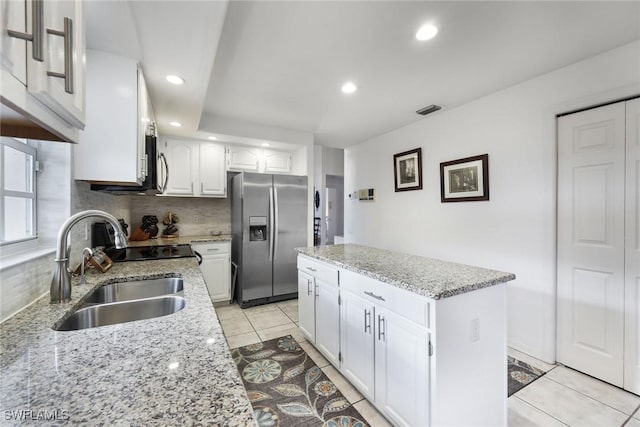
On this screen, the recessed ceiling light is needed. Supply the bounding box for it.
[208,136,217,140]
[416,24,438,41]
[341,81,357,94]
[168,362,180,370]
[169,121,182,127]
[261,142,270,147]
[166,75,185,85]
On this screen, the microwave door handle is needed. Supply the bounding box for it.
[159,153,168,193]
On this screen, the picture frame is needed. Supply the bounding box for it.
[440,154,489,202]
[393,148,423,192]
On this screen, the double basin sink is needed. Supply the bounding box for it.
[55,277,186,331]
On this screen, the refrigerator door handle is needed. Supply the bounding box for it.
[273,186,279,260]
[269,187,275,261]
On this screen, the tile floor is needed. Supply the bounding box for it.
[216,300,640,427]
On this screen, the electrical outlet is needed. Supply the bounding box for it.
[470,318,480,342]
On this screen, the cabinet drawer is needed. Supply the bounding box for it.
[297,256,339,284]
[191,241,230,254]
[340,269,430,329]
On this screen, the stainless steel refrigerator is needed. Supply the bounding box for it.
[231,172,308,307]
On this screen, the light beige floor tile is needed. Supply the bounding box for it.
[508,347,557,372]
[275,299,298,310]
[226,331,261,349]
[507,396,567,426]
[215,304,246,321]
[626,418,640,427]
[282,307,299,322]
[516,377,628,426]
[299,340,331,368]
[322,365,364,404]
[545,366,640,415]
[353,399,392,427]
[241,303,281,315]
[255,323,301,342]
[219,316,254,337]
[245,310,292,329]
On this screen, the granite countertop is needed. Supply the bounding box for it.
[0,258,255,425]
[296,244,515,300]
[127,234,232,247]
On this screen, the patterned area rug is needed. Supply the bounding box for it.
[231,335,369,427]
[508,356,546,396]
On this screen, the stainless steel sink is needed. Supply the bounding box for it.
[55,295,186,331]
[84,277,183,304]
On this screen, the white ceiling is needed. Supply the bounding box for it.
[86,1,640,149]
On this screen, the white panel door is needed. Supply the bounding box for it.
[315,278,340,367]
[297,271,316,342]
[625,97,640,394]
[339,290,375,401]
[200,253,231,303]
[264,149,291,173]
[557,102,626,386]
[1,0,28,85]
[227,146,261,171]
[374,306,429,427]
[164,140,195,195]
[199,143,226,196]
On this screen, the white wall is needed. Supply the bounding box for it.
[345,40,640,362]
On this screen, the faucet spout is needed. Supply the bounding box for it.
[50,210,128,303]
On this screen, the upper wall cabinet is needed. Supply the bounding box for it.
[226,146,292,174]
[74,50,153,184]
[162,139,226,198]
[0,0,86,143]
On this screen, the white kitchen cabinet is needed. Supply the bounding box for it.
[226,146,292,174]
[297,256,340,366]
[315,276,340,366]
[263,149,291,173]
[339,289,375,401]
[193,241,231,303]
[297,271,316,342]
[374,305,430,427]
[1,0,86,142]
[162,139,226,197]
[74,50,152,184]
[226,146,261,172]
[199,143,226,196]
[299,254,508,427]
[164,139,194,195]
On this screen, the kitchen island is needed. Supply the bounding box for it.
[0,256,255,425]
[296,244,515,427]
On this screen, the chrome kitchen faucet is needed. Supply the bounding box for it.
[50,210,128,303]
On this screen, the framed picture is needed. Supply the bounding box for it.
[440,154,489,202]
[393,148,423,192]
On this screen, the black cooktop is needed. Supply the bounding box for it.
[105,244,195,262]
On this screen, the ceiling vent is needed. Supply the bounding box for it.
[416,105,441,116]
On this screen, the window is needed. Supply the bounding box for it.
[0,137,37,245]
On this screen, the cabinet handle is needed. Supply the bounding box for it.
[307,279,312,296]
[46,17,74,94]
[7,0,44,61]
[306,267,317,272]
[201,182,204,193]
[314,282,319,299]
[190,182,194,194]
[364,309,371,333]
[365,291,385,302]
[206,248,220,252]
[377,315,385,341]
[141,154,148,177]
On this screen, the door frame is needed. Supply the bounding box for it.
[549,83,640,364]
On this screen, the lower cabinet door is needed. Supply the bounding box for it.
[298,271,316,342]
[315,278,340,367]
[374,306,430,427]
[200,253,230,302]
[340,290,375,401]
